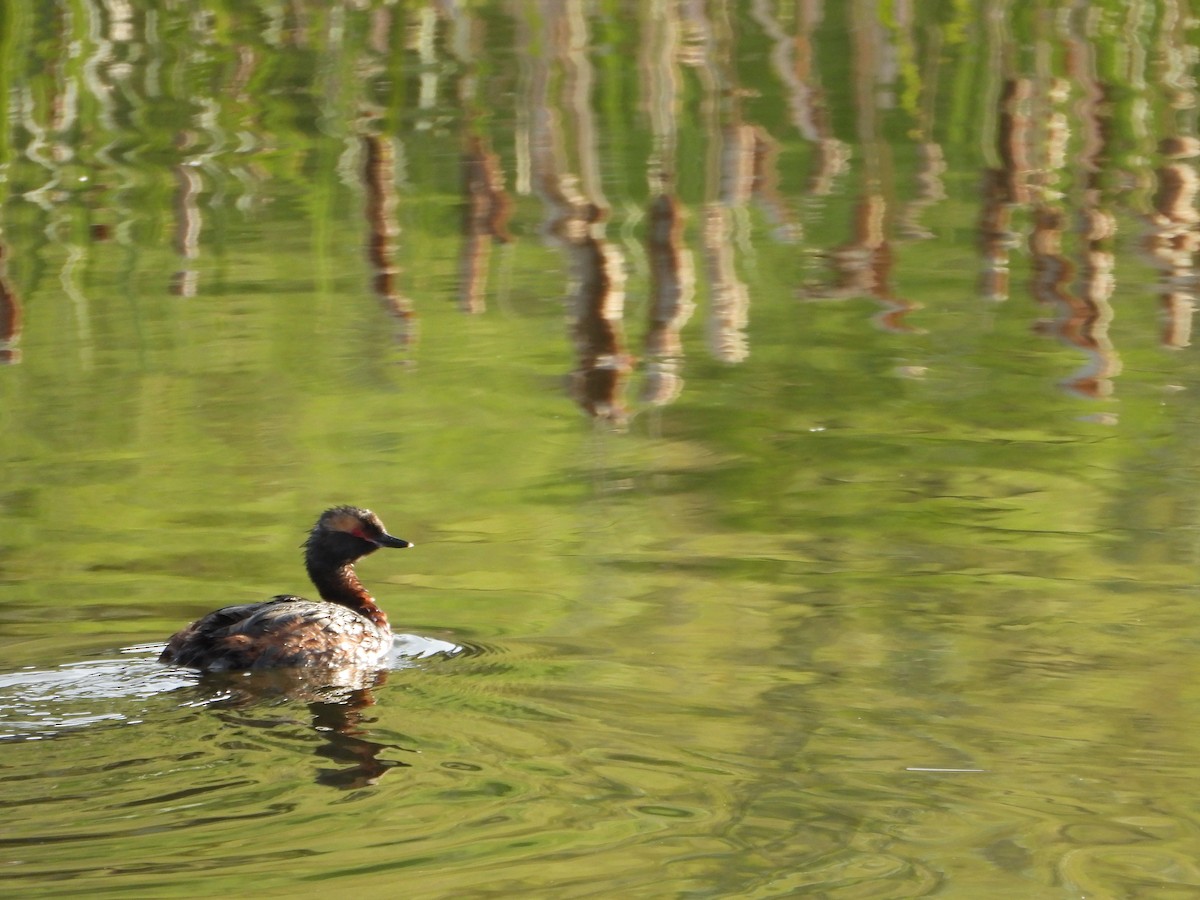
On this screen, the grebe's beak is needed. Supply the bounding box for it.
[376,533,412,549]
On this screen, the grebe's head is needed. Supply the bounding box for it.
[305,506,412,567]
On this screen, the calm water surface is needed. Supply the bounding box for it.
[3,2,1200,897]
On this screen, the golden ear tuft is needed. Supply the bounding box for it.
[326,511,365,534]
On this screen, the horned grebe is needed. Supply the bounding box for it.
[160,506,412,672]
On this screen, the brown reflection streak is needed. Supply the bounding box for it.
[640,0,682,182]
[450,7,514,315]
[978,168,1014,304]
[792,0,850,196]
[1141,6,1200,350]
[705,124,764,361]
[368,6,392,56]
[0,243,21,365]
[362,134,417,346]
[1027,206,1109,398]
[1147,150,1200,348]
[900,142,947,241]
[638,1,693,410]
[1029,207,1073,322]
[978,79,1031,304]
[802,194,918,333]
[686,0,757,363]
[978,29,1124,400]
[703,200,750,362]
[643,193,695,406]
[747,126,792,237]
[1029,203,1119,398]
[798,3,918,334]
[459,134,513,314]
[559,201,628,423]
[170,150,202,298]
[528,1,629,424]
[1025,18,1120,399]
[898,22,947,241]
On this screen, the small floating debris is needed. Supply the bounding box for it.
[905,767,986,773]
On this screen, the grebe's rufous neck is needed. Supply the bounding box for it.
[159,506,412,672]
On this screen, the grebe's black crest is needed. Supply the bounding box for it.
[159,506,412,672]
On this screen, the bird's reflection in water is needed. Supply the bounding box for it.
[169,635,464,788]
[194,666,413,790]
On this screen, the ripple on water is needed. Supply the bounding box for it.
[0,655,195,741]
[0,637,777,896]
[7,632,1193,897]
[0,633,469,743]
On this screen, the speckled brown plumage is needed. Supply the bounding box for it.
[160,506,412,672]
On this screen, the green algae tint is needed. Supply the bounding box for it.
[2,2,1200,897]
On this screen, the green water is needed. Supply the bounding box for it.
[3,1,1200,896]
